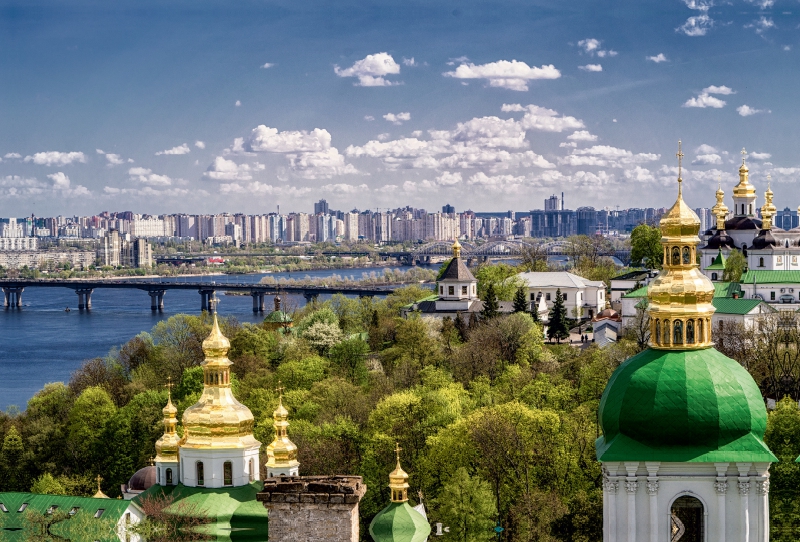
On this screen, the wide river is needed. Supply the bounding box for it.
[0,266,430,410]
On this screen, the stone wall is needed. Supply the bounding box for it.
[257,476,366,542]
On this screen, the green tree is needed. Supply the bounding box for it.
[436,467,497,542]
[475,263,523,301]
[630,224,663,269]
[303,321,344,355]
[480,284,499,320]
[765,397,800,541]
[547,289,569,343]
[328,338,369,383]
[0,426,26,491]
[31,473,66,495]
[66,386,117,469]
[513,286,529,313]
[723,249,747,282]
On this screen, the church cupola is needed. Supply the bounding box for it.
[732,148,757,217]
[154,377,181,486]
[265,382,300,478]
[711,180,729,231]
[435,239,478,312]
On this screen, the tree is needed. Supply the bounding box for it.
[630,224,663,269]
[519,243,550,272]
[513,286,529,313]
[436,467,497,542]
[547,289,569,343]
[475,263,523,301]
[622,301,650,352]
[30,473,66,495]
[723,249,747,282]
[0,426,26,491]
[480,284,499,320]
[66,386,117,469]
[328,338,369,383]
[303,321,344,355]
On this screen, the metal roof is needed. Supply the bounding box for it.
[741,270,800,284]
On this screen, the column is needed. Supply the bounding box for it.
[713,463,728,542]
[252,292,260,313]
[158,291,165,310]
[259,293,266,312]
[150,291,159,311]
[604,477,619,542]
[625,462,639,542]
[208,291,216,314]
[14,287,23,307]
[737,463,752,542]
[645,462,660,542]
[78,289,94,309]
[3,289,8,307]
[77,291,86,310]
[756,476,769,542]
[200,291,208,311]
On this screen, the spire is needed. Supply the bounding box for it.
[388,443,410,503]
[265,381,300,477]
[452,238,462,259]
[155,376,181,467]
[202,313,231,358]
[93,475,109,499]
[711,176,729,231]
[676,140,684,197]
[646,141,716,350]
[733,147,756,204]
[761,175,777,231]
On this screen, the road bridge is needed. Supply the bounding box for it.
[0,279,415,313]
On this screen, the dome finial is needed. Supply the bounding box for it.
[741,147,747,167]
[202,313,231,358]
[676,140,684,194]
[452,238,462,259]
[93,474,109,499]
[266,379,300,477]
[388,442,410,503]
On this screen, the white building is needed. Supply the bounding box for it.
[517,271,606,319]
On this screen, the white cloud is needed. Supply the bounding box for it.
[683,86,733,108]
[749,152,771,160]
[577,39,617,58]
[364,115,375,121]
[235,100,242,107]
[443,60,560,91]
[438,116,527,148]
[745,16,775,34]
[435,171,463,186]
[128,167,174,186]
[24,151,87,166]
[289,148,360,179]
[261,62,275,69]
[623,166,655,183]
[683,0,712,10]
[376,133,391,141]
[156,143,191,156]
[746,0,774,7]
[567,130,598,142]
[105,153,126,165]
[502,104,585,132]
[579,64,603,72]
[334,52,402,87]
[695,144,718,154]
[203,157,265,181]
[104,186,200,198]
[737,105,769,116]
[195,141,206,149]
[784,45,791,51]
[560,145,660,168]
[46,172,91,196]
[383,112,411,125]
[647,53,668,63]
[402,179,438,193]
[703,85,735,95]
[320,183,369,194]
[237,126,332,154]
[402,57,416,67]
[218,182,311,197]
[560,141,577,148]
[677,14,713,36]
[4,153,21,159]
[693,153,722,165]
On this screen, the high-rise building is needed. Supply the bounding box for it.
[545,194,560,211]
[103,229,122,267]
[314,199,329,215]
[442,204,455,214]
[576,207,598,236]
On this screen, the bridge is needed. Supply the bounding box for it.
[0,279,414,313]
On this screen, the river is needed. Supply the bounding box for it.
[0,266,429,410]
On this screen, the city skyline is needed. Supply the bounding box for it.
[2,0,799,215]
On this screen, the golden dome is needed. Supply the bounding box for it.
[710,180,729,230]
[388,443,410,503]
[93,475,109,499]
[181,315,261,450]
[647,142,716,351]
[155,379,181,463]
[761,179,777,230]
[265,384,299,474]
[452,239,462,259]
[733,149,756,199]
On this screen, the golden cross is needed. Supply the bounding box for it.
[741,147,747,164]
[394,442,402,463]
[165,376,173,394]
[676,140,684,181]
[96,475,103,490]
[767,173,772,186]
[275,380,285,398]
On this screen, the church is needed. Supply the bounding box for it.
[596,149,777,541]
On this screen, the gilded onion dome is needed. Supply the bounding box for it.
[710,181,729,230]
[733,150,756,199]
[388,443,410,503]
[181,315,261,449]
[647,142,716,350]
[452,238,462,259]
[761,179,777,230]
[155,379,181,463]
[265,385,300,474]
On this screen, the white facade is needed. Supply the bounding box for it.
[517,272,606,318]
[180,446,261,489]
[603,461,770,542]
[435,277,478,311]
[0,237,37,250]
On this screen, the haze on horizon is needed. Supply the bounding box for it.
[1,0,797,216]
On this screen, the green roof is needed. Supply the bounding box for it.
[401,295,439,310]
[741,270,800,284]
[369,502,431,542]
[0,492,131,542]
[264,310,292,323]
[712,298,772,315]
[713,282,742,298]
[133,482,268,542]
[596,347,776,463]
[706,250,727,270]
[622,285,649,298]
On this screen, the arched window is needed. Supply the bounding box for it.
[682,246,690,265]
[249,458,255,482]
[655,319,661,345]
[671,247,680,266]
[711,272,718,281]
[157,467,161,484]
[698,319,704,344]
[196,462,205,486]
[166,468,173,485]
[674,320,684,345]
[663,320,671,344]
[671,496,704,541]
[686,320,695,344]
[759,257,764,267]
[224,461,233,486]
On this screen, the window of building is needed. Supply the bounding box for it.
[546,293,551,301]
[771,291,776,301]
[686,320,695,344]
[17,504,28,513]
[530,293,535,301]
[157,467,161,484]
[670,496,704,541]
[0,504,7,513]
[655,319,661,345]
[672,246,680,266]
[674,320,683,344]
[682,246,690,264]
[249,459,255,482]
[224,461,233,486]
[440,286,443,294]
[197,462,205,486]
[759,257,764,267]
[46,505,58,515]
[68,507,79,516]
[461,285,467,295]
[711,272,718,281]
[166,468,173,485]
[94,509,105,519]
[448,286,455,296]
[563,293,567,301]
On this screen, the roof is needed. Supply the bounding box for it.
[713,282,742,298]
[712,298,773,315]
[517,271,605,289]
[725,216,762,231]
[369,501,431,542]
[741,270,800,284]
[611,270,649,281]
[439,257,476,282]
[128,465,156,491]
[622,285,649,299]
[410,299,514,314]
[0,492,132,542]
[596,347,776,463]
[706,250,726,270]
[264,310,293,323]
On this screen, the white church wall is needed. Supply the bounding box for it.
[180,447,261,488]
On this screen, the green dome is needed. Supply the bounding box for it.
[596,347,776,463]
[369,502,431,542]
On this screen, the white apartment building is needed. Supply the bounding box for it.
[517,271,606,319]
[131,218,166,238]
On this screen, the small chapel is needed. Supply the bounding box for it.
[596,145,777,541]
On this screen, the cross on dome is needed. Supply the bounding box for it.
[676,140,684,183]
[394,442,402,463]
[741,147,747,165]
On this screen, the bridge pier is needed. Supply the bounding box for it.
[149,290,165,311]
[3,287,23,308]
[199,289,216,313]
[76,288,93,310]
[303,293,319,304]
[251,292,266,312]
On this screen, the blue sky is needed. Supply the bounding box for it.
[0,0,798,216]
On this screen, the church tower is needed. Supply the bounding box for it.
[265,384,300,477]
[435,239,478,312]
[179,315,261,488]
[732,149,757,218]
[154,378,181,486]
[596,143,776,542]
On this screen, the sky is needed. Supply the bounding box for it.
[0,0,798,216]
